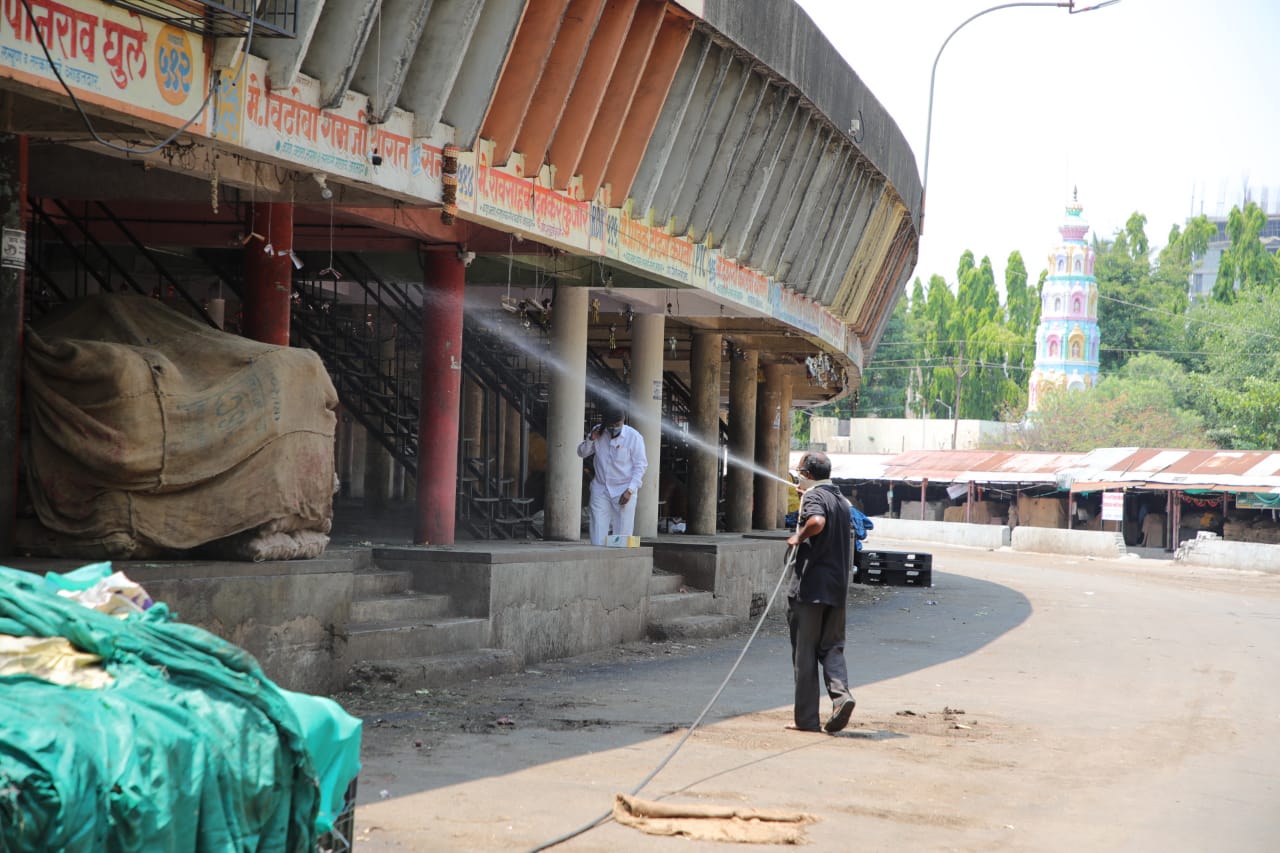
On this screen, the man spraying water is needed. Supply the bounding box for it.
[785,450,856,733]
[577,404,648,546]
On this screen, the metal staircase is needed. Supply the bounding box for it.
[23,199,729,536]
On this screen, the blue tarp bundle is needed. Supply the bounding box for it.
[0,565,361,852]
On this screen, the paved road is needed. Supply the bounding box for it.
[345,540,1280,852]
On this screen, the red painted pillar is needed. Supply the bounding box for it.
[242,202,293,345]
[414,249,465,545]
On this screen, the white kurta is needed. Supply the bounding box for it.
[577,424,648,545]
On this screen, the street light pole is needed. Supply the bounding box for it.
[919,0,1121,235]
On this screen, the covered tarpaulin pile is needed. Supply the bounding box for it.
[19,295,338,561]
[0,563,362,852]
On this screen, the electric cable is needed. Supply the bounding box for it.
[526,544,798,853]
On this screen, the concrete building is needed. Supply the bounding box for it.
[0,1,923,690]
[809,415,1013,454]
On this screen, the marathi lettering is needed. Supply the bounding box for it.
[532,186,589,240]
[246,76,371,160]
[417,144,443,179]
[480,164,534,218]
[2,0,97,63]
[374,129,411,171]
[100,12,146,89]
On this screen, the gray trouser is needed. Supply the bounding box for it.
[787,599,853,730]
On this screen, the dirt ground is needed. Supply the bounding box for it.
[334,542,1280,852]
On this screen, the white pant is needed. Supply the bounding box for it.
[588,480,637,546]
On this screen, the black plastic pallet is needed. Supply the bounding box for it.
[855,550,933,587]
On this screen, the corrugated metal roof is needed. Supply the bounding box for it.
[876,450,1087,484]
[1066,448,1280,494]
[807,447,1280,495]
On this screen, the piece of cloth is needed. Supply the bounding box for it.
[612,794,814,844]
[0,634,113,689]
[577,423,647,545]
[850,505,875,552]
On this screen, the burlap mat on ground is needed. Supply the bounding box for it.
[612,793,815,844]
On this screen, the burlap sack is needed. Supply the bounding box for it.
[20,295,338,560]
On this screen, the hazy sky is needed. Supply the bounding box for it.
[794,0,1280,292]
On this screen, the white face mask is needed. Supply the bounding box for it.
[608,425,623,438]
[796,475,817,492]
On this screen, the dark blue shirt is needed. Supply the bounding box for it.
[789,484,853,606]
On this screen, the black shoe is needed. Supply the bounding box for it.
[824,698,856,733]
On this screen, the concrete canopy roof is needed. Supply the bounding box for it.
[6,0,922,403]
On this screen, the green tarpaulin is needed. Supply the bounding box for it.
[0,564,361,852]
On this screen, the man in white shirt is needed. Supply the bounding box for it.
[576,404,648,546]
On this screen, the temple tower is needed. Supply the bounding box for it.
[1028,190,1101,411]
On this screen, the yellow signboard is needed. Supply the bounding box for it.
[0,0,207,130]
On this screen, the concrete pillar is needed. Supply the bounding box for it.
[242,202,293,345]
[775,371,794,528]
[688,331,722,535]
[726,347,758,532]
[544,286,588,541]
[0,133,27,556]
[753,363,785,529]
[414,250,465,545]
[628,312,664,537]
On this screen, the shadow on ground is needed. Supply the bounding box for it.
[340,555,1031,810]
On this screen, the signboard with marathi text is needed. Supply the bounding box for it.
[212,53,446,201]
[0,0,207,130]
[1101,491,1124,522]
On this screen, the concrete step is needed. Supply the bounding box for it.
[647,590,719,622]
[349,592,451,624]
[353,570,413,597]
[348,649,520,691]
[647,613,742,642]
[344,617,487,661]
[647,572,685,595]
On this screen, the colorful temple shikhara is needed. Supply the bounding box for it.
[1028,191,1101,411]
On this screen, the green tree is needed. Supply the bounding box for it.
[854,294,914,418]
[1094,212,1185,373]
[920,274,958,418]
[1004,250,1036,338]
[1214,201,1278,301]
[1183,288,1280,447]
[1012,356,1210,451]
